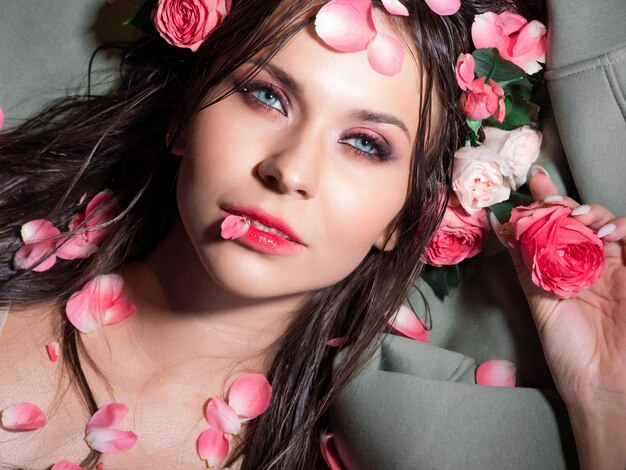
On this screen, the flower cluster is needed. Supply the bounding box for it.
[423,11,607,299]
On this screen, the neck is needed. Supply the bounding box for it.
[105,218,307,379]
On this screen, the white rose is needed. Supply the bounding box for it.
[483,125,543,188]
[452,145,511,215]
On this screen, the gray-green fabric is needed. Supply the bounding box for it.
[545,0,626,214]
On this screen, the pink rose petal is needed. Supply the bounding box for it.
[1,402,47,430]
[13,219,61,272]
[220,215,250,240]
[205,396,241,435]
[0,107,4,130]
[96,464,105,470]
[381,0,409,16]
[197,428,229,466]
[65,274,136,334]
[327,336,347,347]
[424,0,461,16]
[321,433,344,470]
[476,359,516,387]
[85,403,137,454]
[51,461,84,470]
[366,34,404,76]
[315,0,376,52]
[228,373,272,419]
[455,53,475,90]
[46,341,60,363]
[387,305,428,343]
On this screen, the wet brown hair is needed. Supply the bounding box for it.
[0,0,516,468]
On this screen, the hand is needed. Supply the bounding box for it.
[509,170,626,469]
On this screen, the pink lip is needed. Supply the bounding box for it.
[221,205,306,255]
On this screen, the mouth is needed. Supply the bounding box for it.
[220,205,306,256]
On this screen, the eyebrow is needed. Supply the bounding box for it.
[251,61,411,139]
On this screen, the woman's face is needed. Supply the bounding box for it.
[175,18,423,299]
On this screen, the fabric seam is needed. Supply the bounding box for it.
[545,53,626,81]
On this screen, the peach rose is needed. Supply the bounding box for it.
[510,202,606,298]
[452,145,511,215]
[424,198,488,266]
[483,125,542,188]
[152,0,230,52]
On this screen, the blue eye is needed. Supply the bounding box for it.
[353,136,376,154]
[339,133,393,161]
[239,82,287,115]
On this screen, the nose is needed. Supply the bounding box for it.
[257,131,321,199]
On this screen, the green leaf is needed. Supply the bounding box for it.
[489,200,516,223]
[509,190,534,207]
[124,0,157,34]
[485,87,540,130]
[472,48,531,89]
[421,264,461,300]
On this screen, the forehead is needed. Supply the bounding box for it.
[261,16,423,134]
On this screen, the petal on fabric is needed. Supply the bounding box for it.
[87,403,129,430]
[1,402,47,430]
[387,305,428,343]
[197,428,229,466]
[46,341,60,363]
[228,374,272,419]
[51,461,85,470]
[315,0,376,52]
[205,397,241,435]
[476,359,516,387]
[366,34,404,76]
[424,0,461,16]
[221,215,250,240]
[381,0,409,16]
[85,427,138,454]
[320,433,344,470]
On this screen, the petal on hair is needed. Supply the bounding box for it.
[13,242,58,272]
[315,0,376,52]
[85,427,138,454]
[382,0,409,16]
[20,219,60,244]
[327,336,347,347]
[85,403,137,454]
[51,461,85,470]
[65,274,136,334]
[424,0,461,16]
[455,53,475,90]
[55,234,99,260]
[205,397,241,435]
[367,34,404,76]
[84,190,118,243]
[1,402,47,430]
[46,341,60,363]
[197,428,229,466]
[387,305,428,343]
[221,215,250,240]
[228,374,272,419]
[476,359,516,387]
[320,433,344,470]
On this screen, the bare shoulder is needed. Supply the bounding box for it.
[0,302,91,467]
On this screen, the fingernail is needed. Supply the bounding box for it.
[597,223,616,238]
[571,205,591,216]
[544,194,563,202]
[531,165,550,178]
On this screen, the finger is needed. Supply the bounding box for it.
[541,194,579,209]
[597,216,626,243]
[570,203,615,230]
[528,166,559,201]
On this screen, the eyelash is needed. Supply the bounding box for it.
[236,80,394,162]
[237,81,289,116]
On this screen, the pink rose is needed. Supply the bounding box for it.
[459,76,506,122]
[471,12,547,75]
[152,0,231,52]
[452,145,511,215]
[483,125,542,188]
[424,197,488,266]
[510,202,606,298]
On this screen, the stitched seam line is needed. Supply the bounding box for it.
[445,357,470,381]
[604,63,626,123]
[546,53,626,81]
